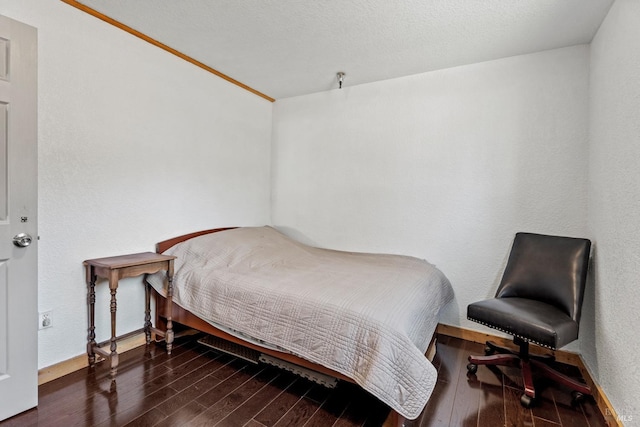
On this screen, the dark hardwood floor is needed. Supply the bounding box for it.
[1,334,607,427]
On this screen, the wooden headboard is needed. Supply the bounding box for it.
[156,227,237,253]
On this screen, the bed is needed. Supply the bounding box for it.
[146,226,453,421]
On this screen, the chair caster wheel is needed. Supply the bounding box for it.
[571,391,585,405]
[484,345,494,355]
[520,394,534,408]
[466,363,477,374]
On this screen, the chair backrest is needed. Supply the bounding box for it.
[496,232,591,323]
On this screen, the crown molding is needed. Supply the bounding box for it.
[60,0,275,102]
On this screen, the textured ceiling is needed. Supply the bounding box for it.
[75,0,613,100]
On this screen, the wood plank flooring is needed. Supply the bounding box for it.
[1,334,607,427]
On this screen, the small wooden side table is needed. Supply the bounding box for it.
[84,252,177,378]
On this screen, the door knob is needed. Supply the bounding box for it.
[13,233,32,247]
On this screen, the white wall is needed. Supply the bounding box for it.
[0,1,272,368]
[587,0,640,421]
[272,45,590,339]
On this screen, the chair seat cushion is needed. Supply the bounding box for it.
[467,297,579,349]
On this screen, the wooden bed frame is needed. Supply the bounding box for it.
[151,226,436,426]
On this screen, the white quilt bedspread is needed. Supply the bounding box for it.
[147,226,453,419]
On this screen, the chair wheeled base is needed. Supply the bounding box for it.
[466,337,591,408]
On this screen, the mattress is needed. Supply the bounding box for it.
[147,226,453,419]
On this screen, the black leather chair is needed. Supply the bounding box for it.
[466,232,591,407]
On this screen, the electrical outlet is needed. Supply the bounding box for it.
[39,310,53,330]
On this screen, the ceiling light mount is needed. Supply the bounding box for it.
[337,72,345,89]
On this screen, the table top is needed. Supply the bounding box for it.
[83,252,176,270]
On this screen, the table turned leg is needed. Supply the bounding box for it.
[86,268,97,366]
[109,275,119,378]
[144,282,152,345]
[165,264,174,355]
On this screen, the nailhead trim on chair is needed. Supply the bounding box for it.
[467,316,557,350]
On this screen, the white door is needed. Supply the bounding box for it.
[0,14,38,421]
